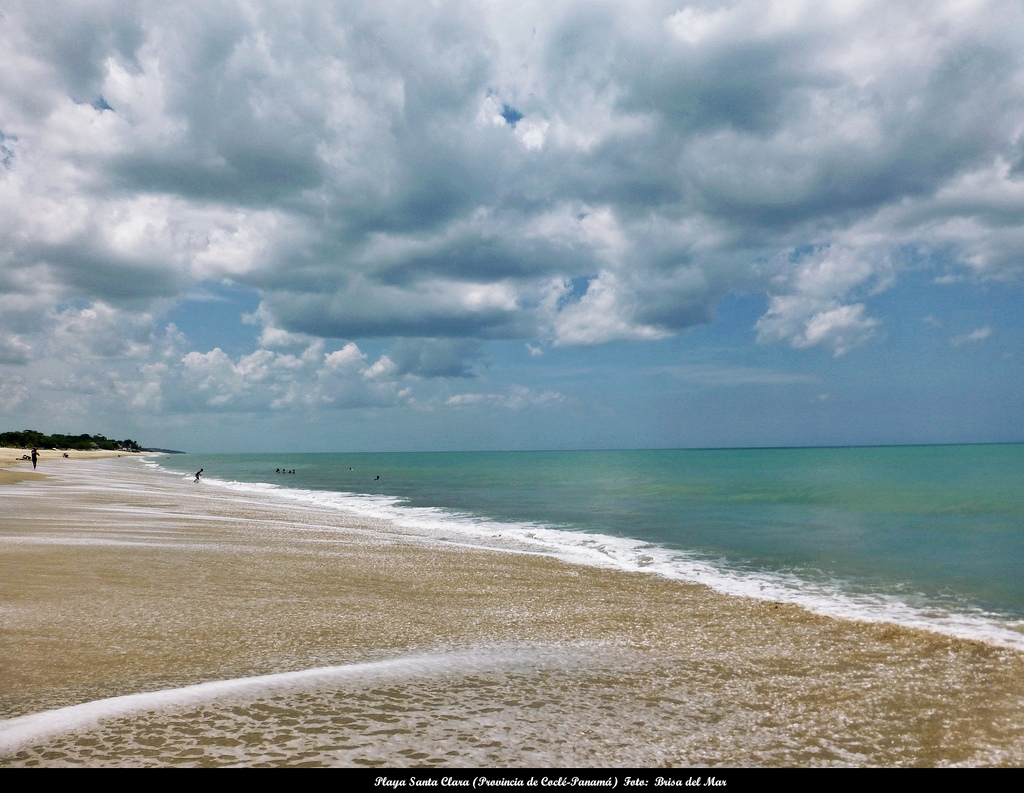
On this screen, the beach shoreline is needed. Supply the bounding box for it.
[2,456,1023,766]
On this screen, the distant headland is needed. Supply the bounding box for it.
[0,429,184,454]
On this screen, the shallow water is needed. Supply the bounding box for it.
[157,446,1024,648]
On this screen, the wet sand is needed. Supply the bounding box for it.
[1,457,1023,766]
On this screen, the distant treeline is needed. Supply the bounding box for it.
[0,429,143,452]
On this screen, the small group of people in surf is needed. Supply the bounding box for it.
[192,466,381,483]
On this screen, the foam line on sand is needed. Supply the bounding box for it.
[0,646,571,757]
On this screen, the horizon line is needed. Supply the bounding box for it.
[166,440,1024,456]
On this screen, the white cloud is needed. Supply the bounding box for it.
[545,272,672,347]
[951,326,995,347]
[666,5,739,46]
[363,355,397,381]
[445,392,504,407]
[757,297,880,357]
[446,384,564,409]
[86,336,415,414]
[0,372,30,412]
[324,343,367,373]
[753,246,889,355]
[50,302,156,360]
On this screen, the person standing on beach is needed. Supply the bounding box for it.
[30,448,38,469]
[194,468,203,482]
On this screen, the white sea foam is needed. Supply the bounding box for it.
[0,646,581,757]
[139,457,1024,651]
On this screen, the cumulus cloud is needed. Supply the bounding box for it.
[951,326,995,347]
[2,0,1024,424]
[170,341,410,411]
[2,319,415,419]
[756,297,880,357]
[543,271,673,346]
[754,246,889,355]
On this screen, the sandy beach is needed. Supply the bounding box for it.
[0,447,143,485]
[2,455,1023,767]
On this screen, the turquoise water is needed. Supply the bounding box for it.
[156,444,1024,643]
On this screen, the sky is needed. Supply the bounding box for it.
[0,0,1022,453]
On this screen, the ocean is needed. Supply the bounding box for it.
[156,444,1024,649]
